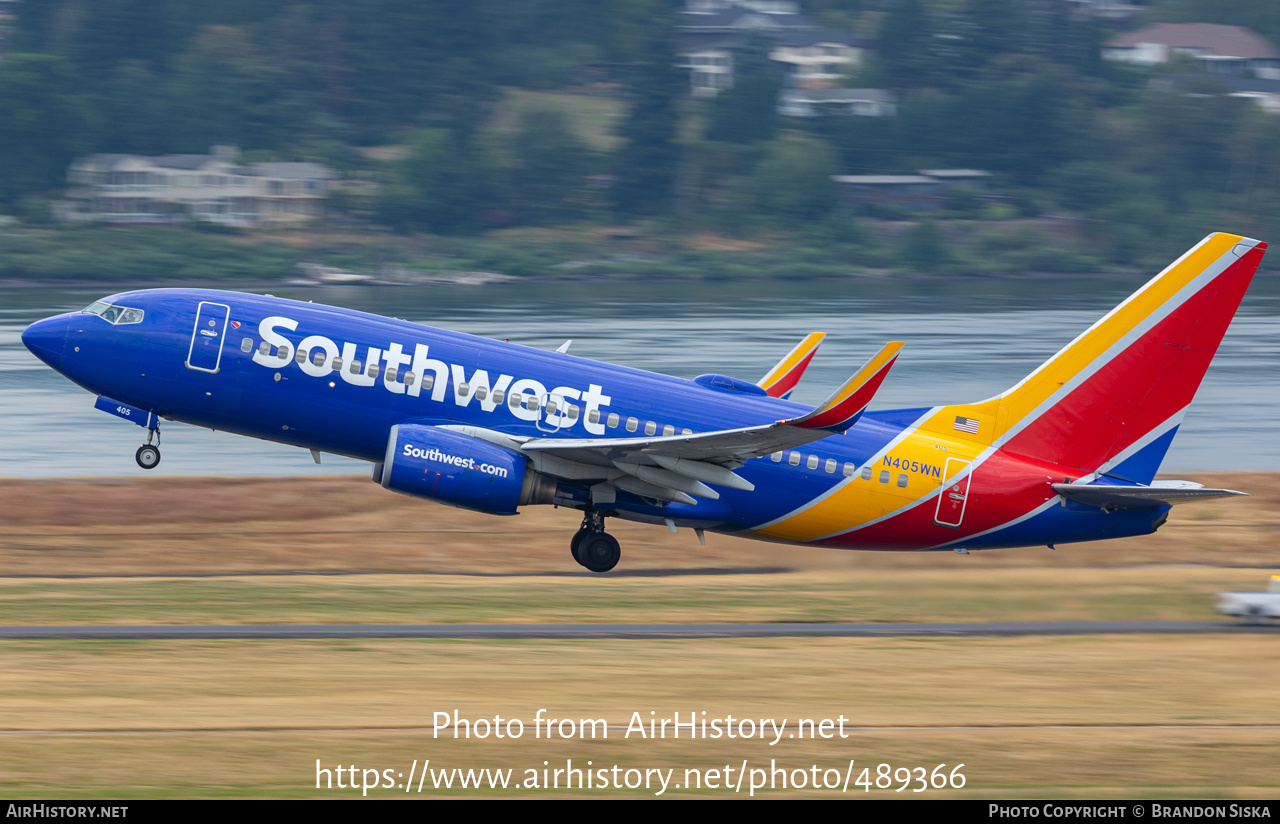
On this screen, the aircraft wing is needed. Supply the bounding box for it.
[512,342,904,503]
[757,332,825,399]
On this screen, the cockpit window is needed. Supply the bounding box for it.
[83,301,144,325]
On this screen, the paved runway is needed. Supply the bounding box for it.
[0,620,1275,640]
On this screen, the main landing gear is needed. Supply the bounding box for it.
[570,508,620,573]
[134,427,161,470]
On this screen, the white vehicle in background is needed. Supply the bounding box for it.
[1217,576,1280,622]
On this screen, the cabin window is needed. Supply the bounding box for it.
[332,357,343,370]
[788,452,801,466]
[626,417,638,432]
[607,413,620,428]
[662,424,674,436]
[771,452,782,462]
[348,360,360,374]
[491,388,503,404]
[386,367,398,383]
[567,405,579,421]
[278,345,291,360]
[509,391,521,409]
[296,349,307,364]
[588,409,601,424]
[682,428,693,435]
[404,372,416,386]
[546,399,558,414]
[459,382,470,396]
[644,421,657,436]
[474,386,486,400]
[240,338,253,353]
[259,341,270,355]
[897,473,908,488]
[807,455,819,470]
[313,351,326,367]
[859,465,871,480]
[423,374,434,391]
[879,470,889,484]
[825,458,837,474]
[367,363,379,379]
[527,397,540,412]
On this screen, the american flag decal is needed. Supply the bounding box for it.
[953,415,980,434]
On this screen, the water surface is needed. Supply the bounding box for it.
[3,272,1277,477]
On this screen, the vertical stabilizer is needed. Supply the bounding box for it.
[923,232,1265,481]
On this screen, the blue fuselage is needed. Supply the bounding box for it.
[21,287,1165,549]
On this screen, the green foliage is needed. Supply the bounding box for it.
[879,0,934,89]
[750,135,840,223]
[1049,162,1127,213]
[1133,84,1251,200]
[378,129,495,234]
[0,54,94,205]
[706,34,783,144]
[0,226,297,281]
[898,219,949,271]
[612,20,682,217]
[4,0,1280,279]
[507,109,592,223]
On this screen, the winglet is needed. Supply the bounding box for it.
[758,332,825,399]
[789,341,903,431]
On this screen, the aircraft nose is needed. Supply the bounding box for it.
[22,315,70,371]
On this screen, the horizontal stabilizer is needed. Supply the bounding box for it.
[790,341,903,431]
[1052,481,1247,509]
[758,332,825,399]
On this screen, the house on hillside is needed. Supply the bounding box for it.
[832,170,993,212]
[1161,74,1280,113]
[677,0,870,97]
[60,147,335,228]
[1103,23,1280,79]
[778,88,895,117]
[770,30,869,89]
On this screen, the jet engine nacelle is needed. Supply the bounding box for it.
[379,423,556,515]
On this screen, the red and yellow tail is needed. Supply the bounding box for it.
[923,232,1267,476]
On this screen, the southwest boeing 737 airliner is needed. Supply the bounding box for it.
[22,232,1266,572]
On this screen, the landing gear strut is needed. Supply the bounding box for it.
[135,427,161,470]
[570,508,620,573]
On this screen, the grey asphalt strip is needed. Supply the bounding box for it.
[0,621,1275,640]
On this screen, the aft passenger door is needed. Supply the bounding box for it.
[186,301,231,373]
[934,458,971,528]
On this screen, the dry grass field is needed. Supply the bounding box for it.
[1,472,1277,575]
[0,474,1276,797]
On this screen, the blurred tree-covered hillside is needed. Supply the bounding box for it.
[2,0,1280,275]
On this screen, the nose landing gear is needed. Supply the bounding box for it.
[570,508,620,573]
[135,427,161,470]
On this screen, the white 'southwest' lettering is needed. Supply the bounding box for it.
[253,316,610,430]
[402,444,509,478]
[253,315,297,369]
